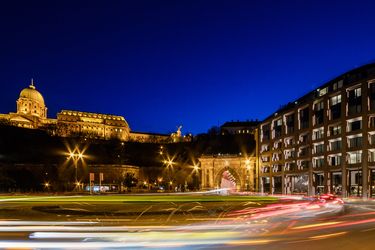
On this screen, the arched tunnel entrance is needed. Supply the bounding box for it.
[220,170,237,190]
[199,155,257,191]
[215,167,242,191]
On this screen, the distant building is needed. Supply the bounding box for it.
[220,120,259,135]
[0,80,170,142]
[56,110,130,141]
[0,80,48,129]
[130,131,172,143]
[88,164,140,192]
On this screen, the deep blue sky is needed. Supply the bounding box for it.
[1,0,375,134]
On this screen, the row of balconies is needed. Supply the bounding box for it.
[261,154,375,174]
[261,141,375,163]
[261,113,375,143]
[260,132,375,155]
[261,162,309,174]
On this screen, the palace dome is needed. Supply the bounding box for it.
[19,82,45,105]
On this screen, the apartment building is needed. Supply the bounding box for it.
[258,63,375,198]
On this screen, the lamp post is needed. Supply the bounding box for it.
[192,164,200,191]
[68,147,84,191]
[163,156,175,191]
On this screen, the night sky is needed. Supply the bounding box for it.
[1,0,375,134]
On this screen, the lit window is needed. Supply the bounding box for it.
[369,150,375,162]
[330,95,342,106]
[318,87,328,96]
[329,124,341,136]
[348,151,362,164]
[314,101,324,111]
[354,87,361,97]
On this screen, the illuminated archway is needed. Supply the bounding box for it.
[214,166,242,191]
[219,169,237,190]
[199,155,257,191]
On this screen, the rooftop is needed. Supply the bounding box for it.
[58,110,125,121]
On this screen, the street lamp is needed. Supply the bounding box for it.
[194,164,199,171]
[192,164,200,191]
[67,147,85,190]
[162,155,175,190]
[44,182,50,191]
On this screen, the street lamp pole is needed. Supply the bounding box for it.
[75,159,78,183]
[68,149,84,191]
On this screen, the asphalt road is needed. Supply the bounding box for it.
[0,194,374,249]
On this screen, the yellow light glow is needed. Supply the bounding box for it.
[309,231,347,240]
[292,221,341,230]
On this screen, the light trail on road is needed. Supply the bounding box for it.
[0,194,375,249]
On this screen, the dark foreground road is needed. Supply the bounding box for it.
[0,194,374,249]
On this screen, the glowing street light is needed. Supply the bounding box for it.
[67,146,85,191]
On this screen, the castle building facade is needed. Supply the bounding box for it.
[56,110,130,141]
[0,81,170,142]
[258,63,375,198]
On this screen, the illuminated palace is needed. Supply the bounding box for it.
[258,63,375,198]
[0,80,170,142]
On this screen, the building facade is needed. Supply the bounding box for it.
[220,120,259,135]
[57,110,130,141]
[200,155,257,191]
[0,81,170,142]
[87,164,139,192]
[0,80,48,129]
[258,63,375,198]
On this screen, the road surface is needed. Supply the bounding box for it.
[0,194,374,249]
